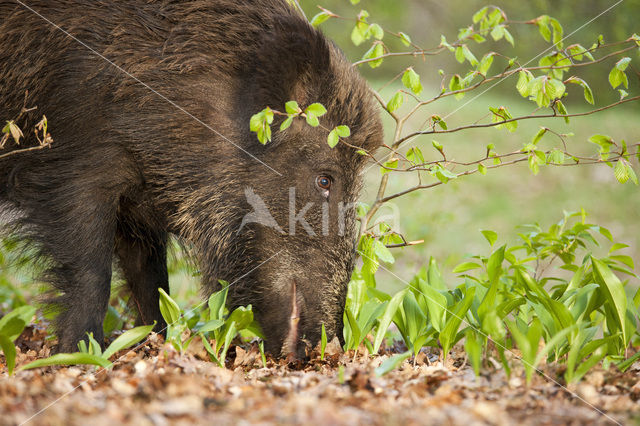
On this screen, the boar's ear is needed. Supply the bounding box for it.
[252,16,331,109]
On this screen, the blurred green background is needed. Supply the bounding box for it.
[297,0,640,293]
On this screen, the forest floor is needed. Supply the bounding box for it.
[1,323,639,426]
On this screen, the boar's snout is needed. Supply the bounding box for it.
[255,272,346,360]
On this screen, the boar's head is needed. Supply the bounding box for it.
[177,13,382,358]
[235,20,382,358]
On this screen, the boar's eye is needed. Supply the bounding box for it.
[315,175,332,197]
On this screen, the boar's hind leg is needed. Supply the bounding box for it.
[115,227,169,332]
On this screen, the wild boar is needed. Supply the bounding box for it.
[0,0,382,356]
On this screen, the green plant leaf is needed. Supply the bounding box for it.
[198,319,225,334]
[310,11,332,27]
[21,353,112,370]
[591,257,628,343]
[480,230,498,246]
[440,287,475,358]
[209,281,230,321]
[0,305,35,341]
[102,323,154,360]
[372,289,406,353]
[305,103,327,117]
[0,335,16,375]
[402,68,423,95]
[374,351,411,376]
[320,323,327,360]
[387,91,404,112]
[159,288,180,324]
[327,129,339,148]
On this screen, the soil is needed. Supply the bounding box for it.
[1,324,639,426]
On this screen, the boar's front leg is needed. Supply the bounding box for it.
[46,198,118,353]
[115,225,169,332]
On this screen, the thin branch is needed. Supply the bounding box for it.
[396,95,640,145]
[0,143,52,160]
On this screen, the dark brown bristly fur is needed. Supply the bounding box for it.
[0,0,382,355]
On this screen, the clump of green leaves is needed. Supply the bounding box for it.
[250,101,351,149]
[20,323,154,371]
[0,305,35,375]
[190,281,263,367]
[348,212,638,383]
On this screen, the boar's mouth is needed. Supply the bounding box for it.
[282,279,303,360]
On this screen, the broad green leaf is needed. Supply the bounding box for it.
[481,230,498,246]
[0,305,35,341]
[532,127,547,145]
[209,281,229,321]
[159,288,180,324]
[0,335,16,375]
[305,103,327,117]
[472,6,488,23]
[21,353,112,370]
[477,53,494,76]
[387,91,404,112]
[417,279,447,332]
[327,129,339,148]
[452,261,481,273]
[402,68,423,95]
[440,287,475,357]
[362,42,384,68]
[372,289,406,353]
[305,113,319,127]
[566,77,594,104]
[591,257,628,343]
[310,11,331,27]
[198,319,225,334]
[280,116,294,131]
[464,329,482,375]
[427,257,447,290]
[320,323,327,360]
[374,351,411,376]
[374,240,394,264]
[102,324,154,359]
[368,23,384,40]
[398,32,411,47]
[335,125,350,138]
[285,101,300,114]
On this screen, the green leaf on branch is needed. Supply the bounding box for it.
[327,125,350,148]
[608,57,630,89]
[362,42,384,68]
[381,159,398,175]
[472,6,488,23]
[351,10,370,46]
[310,11,332,27]
[516,70,534,97]
[285,101,300,114]
[614,159,638,185]
[398,32,412,47]
[304,103,326,127]
[406,147,425,165]
[402,68,423,95]
[565,77,594,104]
[249,107,274,144]
[532,127,547,145]
[387,91,403,113]
[489,106,517,132]
[477,53,494,76]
